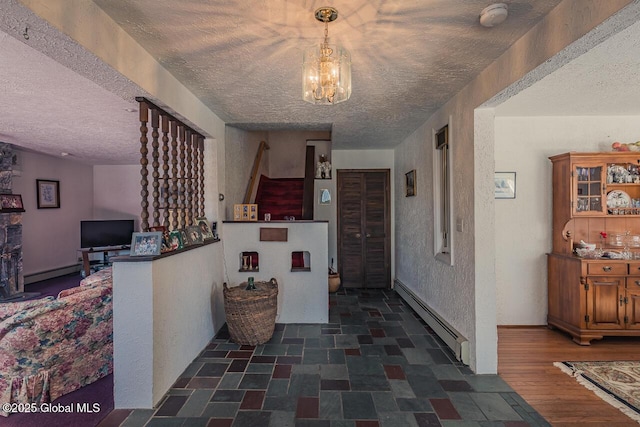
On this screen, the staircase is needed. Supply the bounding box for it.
[254,175,304,220]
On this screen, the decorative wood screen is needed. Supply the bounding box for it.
[136,97,205,232]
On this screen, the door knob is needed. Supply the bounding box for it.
[355,233,361,238]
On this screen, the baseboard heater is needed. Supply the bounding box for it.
[24,264,81,285]
[394,279,470,366]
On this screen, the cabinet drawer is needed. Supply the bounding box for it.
[586,262,627,275]
[628,263,640,275]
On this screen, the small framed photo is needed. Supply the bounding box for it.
[168,230,184,250]
[405,170,416,197]
[195,217,214,240]
[186,225,204,245]
[178,229,190,247]
[36,179,60,208]
[156,229,172,253]
[0,194,24,212]
[130,231,162,256]
[495,172,516,199]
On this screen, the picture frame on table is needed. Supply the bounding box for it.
[130,231,162,256]
[494,172,516,199]
[186,226,204,245]
[150,226,172,253]
[36,179,60,208]
[179,229,190,247]
[0,194,25,212]
[405,170,416,197]
[168,230,184,250]
[194,217,214,240]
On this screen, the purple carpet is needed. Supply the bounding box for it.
[25,273,82,298]
[4,273,114,427]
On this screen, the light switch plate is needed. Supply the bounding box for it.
[456,218,464,232]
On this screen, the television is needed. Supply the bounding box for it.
[80,220,135,249]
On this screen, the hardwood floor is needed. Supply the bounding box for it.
[498,326,640,426]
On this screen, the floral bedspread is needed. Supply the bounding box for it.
[0,269,113,416]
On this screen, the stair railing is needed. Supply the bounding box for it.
[243,141,270,204]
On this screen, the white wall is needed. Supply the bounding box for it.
[267,131,330,179]
[93,165,141,227]
[113,242,224,408]
[393,0,631,373]
[222,221,328,323]
[13,149,93,276]
[494,116,640,325]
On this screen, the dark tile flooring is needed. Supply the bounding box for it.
[101,288,549,427]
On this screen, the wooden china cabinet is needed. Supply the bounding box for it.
[548,152,640,344]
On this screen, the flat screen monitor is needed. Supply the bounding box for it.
[80,219,135,249]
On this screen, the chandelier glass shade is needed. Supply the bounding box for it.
[302,7,351,105]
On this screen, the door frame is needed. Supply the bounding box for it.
[337,169,391,288]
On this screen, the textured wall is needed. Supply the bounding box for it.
[393,0,633,373]
[267,131,330,179]
[224,127,268,220]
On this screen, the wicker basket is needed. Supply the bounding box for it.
[223,278,278,345]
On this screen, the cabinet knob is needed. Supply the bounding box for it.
[355,233,361,238]
[366,233,371,238]
[635,280,640,286]
[603,266,612,272]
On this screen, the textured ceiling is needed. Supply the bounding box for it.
[92,0,563,150]
[2,0,635,165]
[495,17,640,117]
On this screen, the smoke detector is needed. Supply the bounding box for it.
[480,3,508,27]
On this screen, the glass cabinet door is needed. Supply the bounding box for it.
[574,165,604,214]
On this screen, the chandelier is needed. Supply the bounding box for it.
[302,7,352,105]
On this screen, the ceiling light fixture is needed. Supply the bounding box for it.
[479,3,508,28]
[302,7,351,105]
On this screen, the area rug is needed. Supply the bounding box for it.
[555,361,640,423]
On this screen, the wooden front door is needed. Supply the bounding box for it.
[337,170,391,288]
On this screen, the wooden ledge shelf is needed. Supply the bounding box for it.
[112,238,220,263]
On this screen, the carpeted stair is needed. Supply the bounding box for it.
[254,175,304,221]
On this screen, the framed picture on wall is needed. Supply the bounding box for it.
[494,172,516,199]
[405,170,416,197]
[36,179,60,208]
